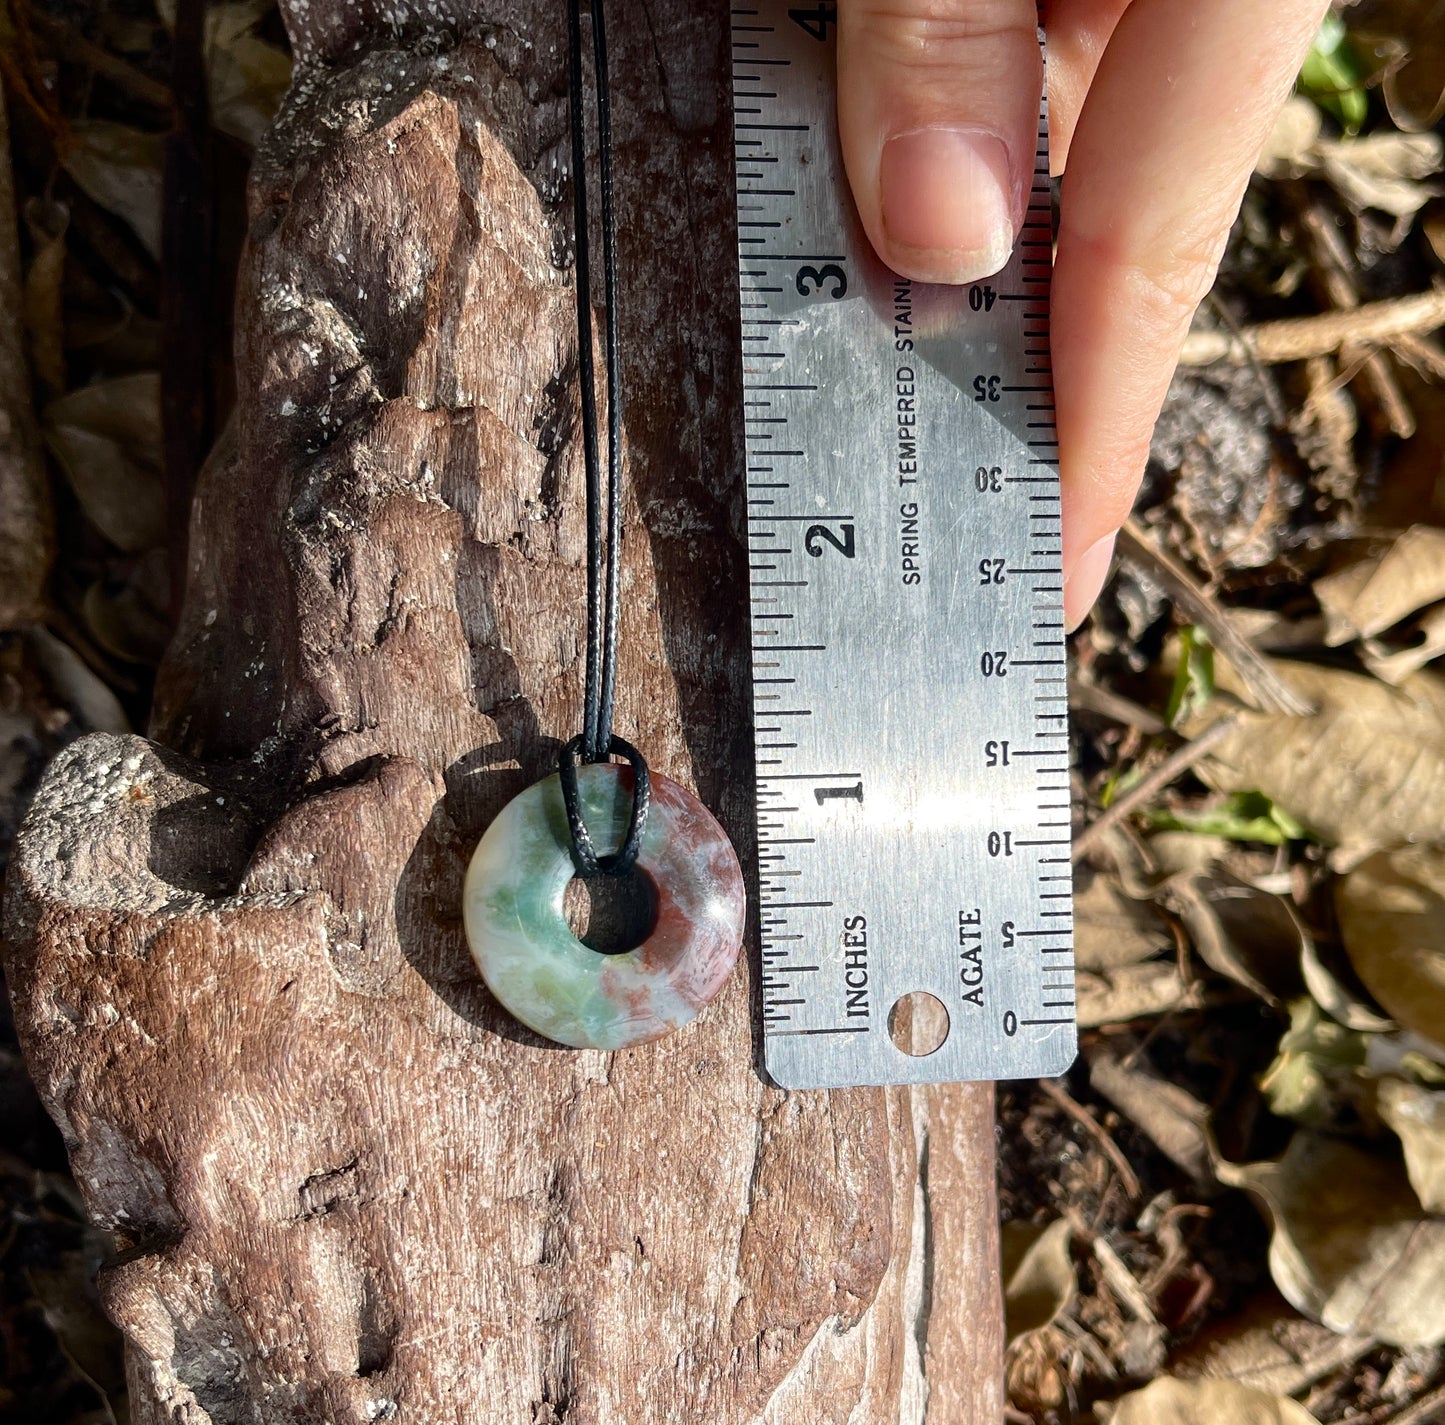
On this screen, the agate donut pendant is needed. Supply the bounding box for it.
[464,763,745,1049]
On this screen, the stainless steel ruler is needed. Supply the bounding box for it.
[730,2,1075,1089]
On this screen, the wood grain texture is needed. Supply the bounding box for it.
[3,5,1003,1420]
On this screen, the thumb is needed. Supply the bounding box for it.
[837,0,1043,284]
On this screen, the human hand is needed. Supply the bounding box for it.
[836,0,1330,628]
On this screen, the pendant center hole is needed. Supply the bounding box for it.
[564,870,658,954]
[888,992,950,1057]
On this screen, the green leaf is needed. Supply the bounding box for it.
[1147,791,1309,846]
[1165,625,1215,729]
[1259,997,1367,1124]
[1298,13,1369,136]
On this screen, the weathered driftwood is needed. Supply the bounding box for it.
[3,5,1003,1420]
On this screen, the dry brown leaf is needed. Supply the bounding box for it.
[81,557,171,667]
[61,122,164,259]
[43,373,165,552]
[1145,830,1234,880]
[24,1249,128,1414]
[1087,824,1163,898]
[0,706,42,820]
[1168,873,1307,1005]
[1378,1078,1445,1214]
[1170,1293,1374,1398]
[1191,660,1445,861]
[1362,604,1445,685]
[1364,1028,1445,1079]
[1077,960,1200,1028]
[1336,845,1445,1054]
[207,8,291,148]
[1255,97,1443,221]
[1358,1,1445,131]
[1319,132,1444,220]
[1300,935,1395,1034]
[1217,1133,1445,1347]
[1001,1217,1075,1344]
[1317,526,1445,646]
[21,197,68,397]
[1075,868,1171,971]
[1114,1373,1319,1425]
[1106,1376,1321,1425]
[1257,97,1323,174]
[1313,526,1445,683]
[24,628,129,734]
[1428,203,1445,266]
[155,0,291,148]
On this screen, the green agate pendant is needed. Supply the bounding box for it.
[464,763,745,1050]
[471,3,746,1051]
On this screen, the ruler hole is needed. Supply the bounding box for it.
[888,992,949,1057]
[564,871,658,955]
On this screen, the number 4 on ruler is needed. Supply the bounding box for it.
[787,4,836,41]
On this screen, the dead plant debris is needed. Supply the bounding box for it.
[1009,4,1445,1420]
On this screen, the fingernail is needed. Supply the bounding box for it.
[879,128,1016,283]
[1064,532,1118,633]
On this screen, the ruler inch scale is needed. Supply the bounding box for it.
[731,2,1076,1090]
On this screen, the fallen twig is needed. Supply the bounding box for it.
[1178,285,1445,369]
[1115,521,1316,717]
[30,12,172,112]
[1036,1078,1143,1199]
[1345,1380,1445,1425]
[1068,677,1167,736]
[1072,716,1239,864]
[1091,1237,1159,1324]
[1395,1384,1445,1425]
[1296,198,1414,439]
[1393,331,1445,383]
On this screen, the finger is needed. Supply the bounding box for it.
[837,0,1043,283]
[1052,0,1328,628]
[1042,0,1130,174]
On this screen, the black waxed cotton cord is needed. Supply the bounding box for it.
[559,734,651,878]
[558,0,649,879]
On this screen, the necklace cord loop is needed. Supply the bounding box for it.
[562,0,649,876]
[558,735,652,878]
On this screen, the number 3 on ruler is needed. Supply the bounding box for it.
[796,264,847,298]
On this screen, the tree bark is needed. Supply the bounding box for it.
[3,5,1004,1421]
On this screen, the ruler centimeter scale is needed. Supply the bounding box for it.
[730,2,1076,1089]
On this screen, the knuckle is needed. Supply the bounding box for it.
[1133,223,1231,329]
[851,0,1038,64]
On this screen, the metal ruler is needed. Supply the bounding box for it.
[730,2,1075,1089]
